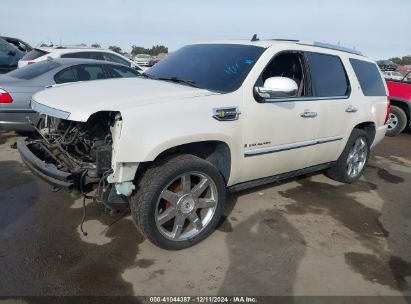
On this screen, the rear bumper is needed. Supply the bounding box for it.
[0,110,38,132]
[17,138,74,190]
[372,125,387,148]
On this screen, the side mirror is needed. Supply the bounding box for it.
[7,50,16,57]
[255,77,298,99]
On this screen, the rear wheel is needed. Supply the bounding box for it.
[326,129,370,183]
[130,154,226,250]
[386,105,407,137]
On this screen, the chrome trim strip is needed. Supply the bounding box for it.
[264,96,348,103]
[30,99,70,120]
[244,136,343,157]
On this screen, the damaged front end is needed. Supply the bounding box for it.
[17,111,123,201]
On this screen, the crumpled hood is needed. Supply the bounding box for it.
[31,77,219,121]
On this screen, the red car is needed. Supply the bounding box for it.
[385,71,411,136]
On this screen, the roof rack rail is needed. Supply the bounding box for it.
[270,38,300,42]
[266,38,363,56]
[299,41,363,56]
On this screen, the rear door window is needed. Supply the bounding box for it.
[61,52,104,60]
[55,64,106,83]
[105,64,140,78]
[7,61,61,79]
[349,59,387,96]
[21,49,49,60]
[306,53,350,97]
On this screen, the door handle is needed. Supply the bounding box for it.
[300,111,317,118]
[346,105,358,113]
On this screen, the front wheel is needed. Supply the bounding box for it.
[130,154,226,250]
[326,129,370,183]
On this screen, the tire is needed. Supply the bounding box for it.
[130,154,226,250]
[326,129,370,184]
[386,106,407,137]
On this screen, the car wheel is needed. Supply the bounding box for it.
[386,106,407,137]
[130,154,226,250]
[326,129,370,184]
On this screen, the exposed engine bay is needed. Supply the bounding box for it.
[27,111,119,193]
[19,111,128,234]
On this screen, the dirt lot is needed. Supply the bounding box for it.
[0,130,410,297]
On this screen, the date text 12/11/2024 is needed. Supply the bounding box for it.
[149,296,258,303]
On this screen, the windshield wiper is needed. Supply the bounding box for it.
[156,76,199,88]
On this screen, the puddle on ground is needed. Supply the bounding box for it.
[278,175,411,291]
[345,252,411,290]
[279,179,387,241]
[134,259,155,268]
[377,169,405,184]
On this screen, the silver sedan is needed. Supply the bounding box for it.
[0,58,141,132]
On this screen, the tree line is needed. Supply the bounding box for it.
[39,42,168,57]
[108,44,168,56]
[389,56,411,66]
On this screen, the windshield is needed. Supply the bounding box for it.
[145,44,265,93]
[401,71,411,82]
[7,60,61,80]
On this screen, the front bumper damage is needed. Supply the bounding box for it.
[16,112,137,202]
[17,138,97,191]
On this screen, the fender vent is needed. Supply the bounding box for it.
[212,107,241,121]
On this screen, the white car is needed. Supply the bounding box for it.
[17,39,389,250]
[382,71,405,81]
[18,46,144,71]
[133,54,152,66]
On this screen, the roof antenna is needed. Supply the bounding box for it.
[251,34,259,42]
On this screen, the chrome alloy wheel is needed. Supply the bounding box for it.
[155,172,218,241]
[387,113,399,130]
[346,137,368,178]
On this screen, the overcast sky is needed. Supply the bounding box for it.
[1,0,410,60]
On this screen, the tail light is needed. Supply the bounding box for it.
[384,96,391,124]
[0,89,13,104]
[27,61,35,65]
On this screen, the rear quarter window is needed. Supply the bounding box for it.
[349,58,386,96]
[22,49,49,60]
[106,65,140,78]
[102,52,131,67]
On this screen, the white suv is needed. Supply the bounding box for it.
[17,39,389,250]
[18,46,144,71]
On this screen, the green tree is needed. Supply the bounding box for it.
[402,56,411,65]
[109,45,123,54]
[149,45,168,56]
[389,56,411,66]
[389,57,402,65]
[131,45,146,56]
[131,45,168,56]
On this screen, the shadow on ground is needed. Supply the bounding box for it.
[217,182,307,295]
[0,160,144,296]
